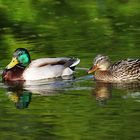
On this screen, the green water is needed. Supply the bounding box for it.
[0,0,140,140]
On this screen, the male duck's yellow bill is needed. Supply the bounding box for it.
[6,57,19,69]
[88,65,98,74]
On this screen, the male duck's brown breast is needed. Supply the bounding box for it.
[2,66,25,81]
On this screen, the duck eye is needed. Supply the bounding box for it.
[18,52,23,56]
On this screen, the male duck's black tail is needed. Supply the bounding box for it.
[64,58,80,71]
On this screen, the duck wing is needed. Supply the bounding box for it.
[29,58,78,68]
[110,59,140,80]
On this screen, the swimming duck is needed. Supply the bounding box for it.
[2,48,80,81]
[88,54,140,82]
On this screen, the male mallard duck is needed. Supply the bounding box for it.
[88,55,140,82]
[2,48,80,81]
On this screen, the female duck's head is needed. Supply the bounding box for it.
[6,48,31,69]
[88,54,111,73]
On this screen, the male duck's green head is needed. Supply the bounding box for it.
[6,48,31,69]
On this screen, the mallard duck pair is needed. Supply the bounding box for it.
[2,48,140,82]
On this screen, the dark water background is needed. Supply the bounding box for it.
[0,0,140,140]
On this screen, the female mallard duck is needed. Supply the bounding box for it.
[88,55,140,82]
[2,48,80,81]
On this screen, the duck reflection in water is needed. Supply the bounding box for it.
[3,77,74,108]
[4,81,32,109]
[24,77,74,95]
[94,81,140,106]
[94,82,112,106]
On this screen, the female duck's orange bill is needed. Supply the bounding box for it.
[6,57,19,69]
[88,65,98,74]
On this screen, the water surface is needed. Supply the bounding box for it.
[0,0,140,140]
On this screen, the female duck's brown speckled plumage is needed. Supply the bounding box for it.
[88,55,140,83]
